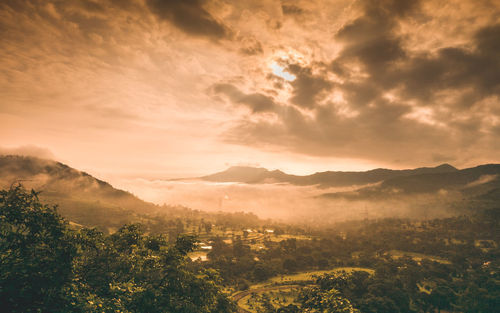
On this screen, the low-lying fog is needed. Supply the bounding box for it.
[116,178,460,223]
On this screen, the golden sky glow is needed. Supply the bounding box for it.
[1,0,499,185]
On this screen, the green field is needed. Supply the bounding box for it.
[238,287,300,312]
[234,267,374,312]
[387,250,451,264]
[188,251,208,262]
[268,267,374,284]
[266,234,313,241]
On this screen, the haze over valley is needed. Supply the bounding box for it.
[2,155,499,225]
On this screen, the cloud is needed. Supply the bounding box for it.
[465,174,498,188]
[0,0,499,179]
[213,83,278,113]
[281,4,304,16]
[239,36,264,55]
[220,0,500,166]
[0,145,55,160]
[146,0,229,40]
[286,63,332,109]
[329,0,500,111]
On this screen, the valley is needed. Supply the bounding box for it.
[0,155,499,312]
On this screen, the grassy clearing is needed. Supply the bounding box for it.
[387,250,451,264]
[417,281,434,294]
[266,234,313,242]
[474,240,497,252]
[269,267,374,284]
[235,267,374,312]
[248,243,266,251]
[188,251,208,262]
[238,288,300,312]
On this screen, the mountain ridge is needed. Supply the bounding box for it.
[200,163,500,202]
[321,163,500,200]
[200,163,459,187]
[0,155,159,230]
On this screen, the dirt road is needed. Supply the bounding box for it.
[232,284,303,313]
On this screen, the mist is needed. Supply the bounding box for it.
[0,145,55,160]
[114,178,462,224]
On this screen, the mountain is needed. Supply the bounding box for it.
[0,155,272,233]
[322,164,500,200]
[201,163,500,208]
[201,166,290,184]
[201,164,459,187]
[380,164,500,194]
[0,155,157,230]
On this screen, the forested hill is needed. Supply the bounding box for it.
[0,155,158,229]
[0,155,154,210]
[322,163,500,201]
[200,164,458,187]
[0,155,266,233]
[200,163,500,202]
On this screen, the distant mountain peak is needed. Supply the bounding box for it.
[435,163,458,171]
[201,166,273,183]
[200,163,461,187]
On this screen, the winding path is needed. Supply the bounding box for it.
[232,284,304,313]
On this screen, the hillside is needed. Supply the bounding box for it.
[0,155,270,233]
[3,155,499,228]
[201,164,458,187]
[200,163,500,213]
[201,166,290,184]
[0,155,158,230]
[322,164,500,201]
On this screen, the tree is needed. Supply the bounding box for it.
[429,284,455,313]
[0,185,76,313]
[283,258,298,273]
[73,227,236,313]
[299,287,360,313]
[277,304,300,312]
[253,263,274,282]
[256,293,275,313]
[204,222,212,234]
[0,186,236,313]
[359,295,400,313]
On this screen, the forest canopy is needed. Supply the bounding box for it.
[0,185,234,313]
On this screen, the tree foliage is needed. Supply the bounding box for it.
[0,185,75,312]
[299,286,360,313]
[0,186,235,313]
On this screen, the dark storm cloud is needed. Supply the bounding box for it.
[286,63,332,109]
[332,0,415,84]
[281,4,304,15]
[476,24,500,56]
[305,0,499,111]
[222,0,500,165]
[396,43,500,107]
[1,0,229,42]
[213,83,278,113]
[146,0,229,40]
[239,36,264,55]
[331,0,500,109]
[225,98,454,162]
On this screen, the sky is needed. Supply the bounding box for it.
[1,0,499,184]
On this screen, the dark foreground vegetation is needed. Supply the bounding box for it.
[0,186,234,313]
[1,185,499,312]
